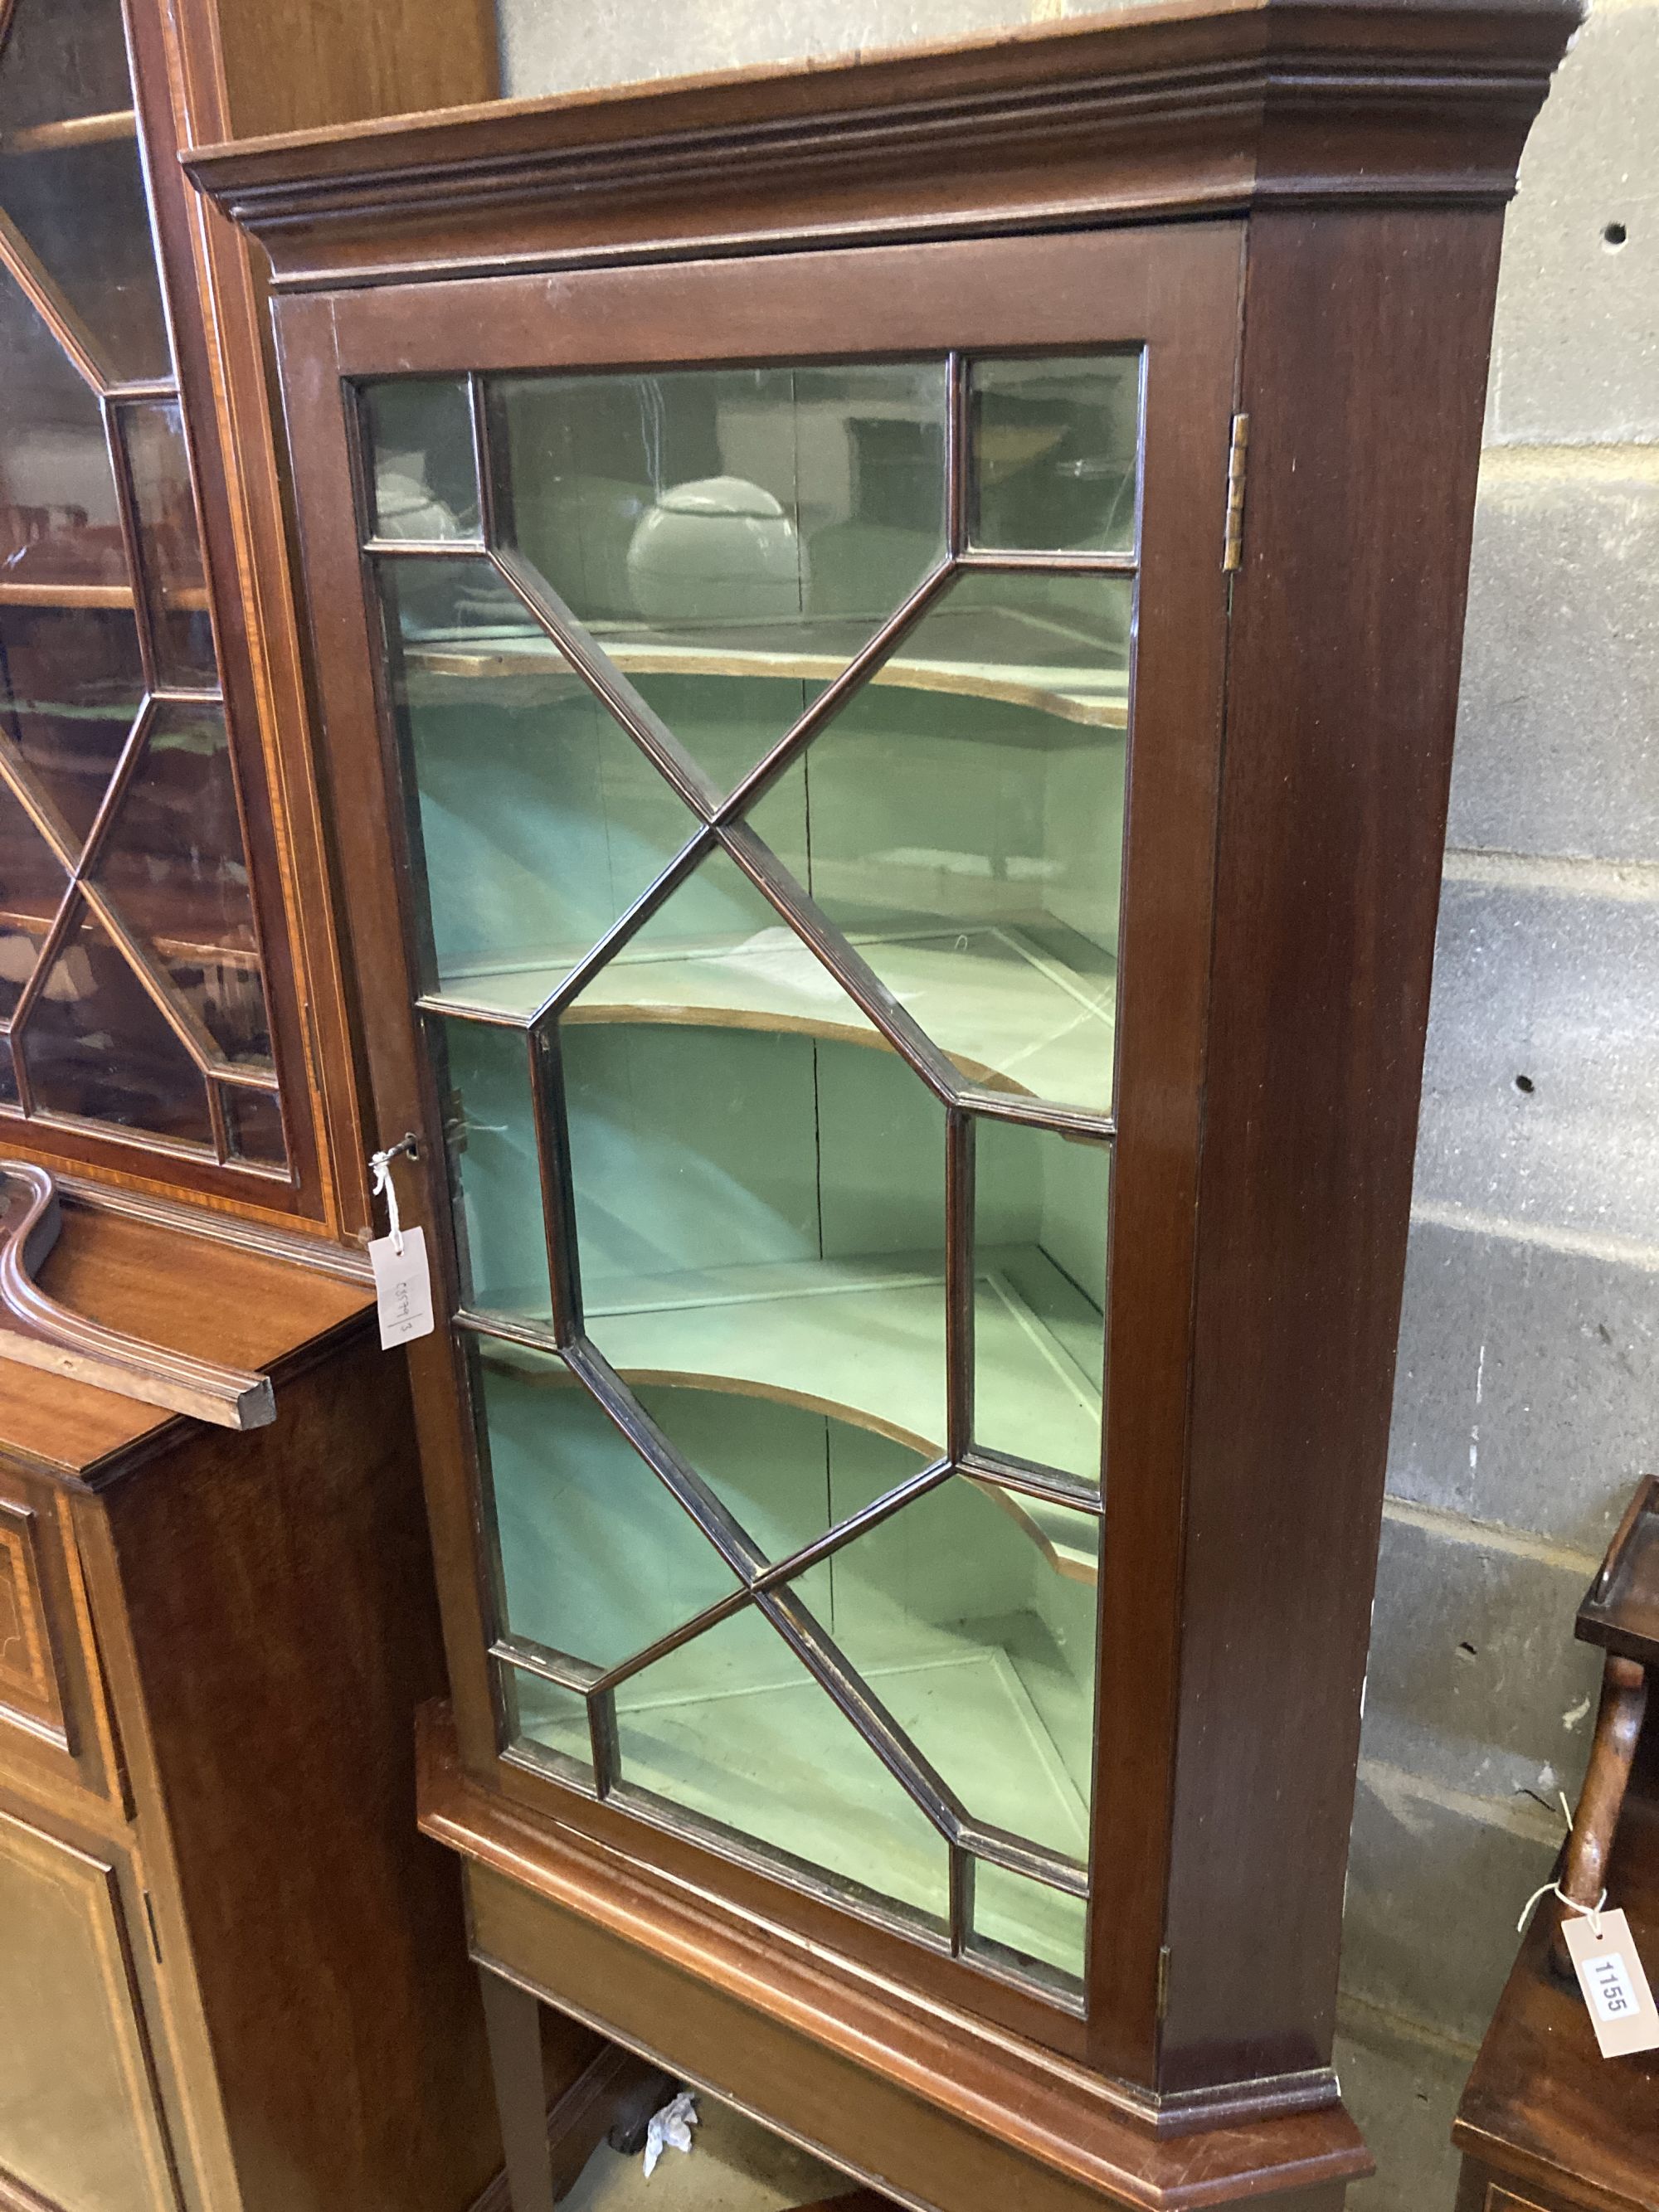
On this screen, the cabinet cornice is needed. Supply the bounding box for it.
[182,0,1579,292]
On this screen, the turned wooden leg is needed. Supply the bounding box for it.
[1550,1654,1649,1976]
[479,1966,557,2212]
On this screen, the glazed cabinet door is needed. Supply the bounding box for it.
[0,1801,182,2212]
[280,223,1240,2051]
[0,0,326,1213]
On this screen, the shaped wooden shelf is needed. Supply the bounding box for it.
[481,1242,1102,1577]
[405,615,1131,734]
[431,926,1116,1107]
[1,110,138,154]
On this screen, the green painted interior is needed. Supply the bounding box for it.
[367,349,1137,1991]
[487,1340,1093,1975]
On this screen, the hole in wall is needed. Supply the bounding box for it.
[1457,1640,1478,1660]
[1514,1073,1535,1094]
[1603,221,1628,250]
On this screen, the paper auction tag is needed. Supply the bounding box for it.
[368,1225,435,1349]
[1563,1908,1659,2058]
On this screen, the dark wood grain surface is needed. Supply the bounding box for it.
[1161,202,1506,2092]
[424,1705,1372,2212]
[92,1333,500,2212]
[0,1201,367,1481]
[1456,1725,1659,2212]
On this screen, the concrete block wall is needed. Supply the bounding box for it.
[494,2,1655,2202]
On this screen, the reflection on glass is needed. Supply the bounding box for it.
[501,1664,594,1785]
[0,138,170,383]
[974,1118,1107,1480]
[436,1015,550,1320]
[0,268,125,591]
[476,1339,742,1668]
[0,1035,16,1107]
[380,555,699,1017]
[791,1472,1097,1861]
[0,603,144,844]
[362,380,479,542]
[376,347,1147,1976]
[221,1085,285,1168]
[750,567,1130,1111]
[496,362,947,798]
[117,398,214,686]
[0,776,67,1016]
[92,700,270,1067]
[565,847,948,1457]
[615,1601,950,1927]
[971,1860,1087,1985]
[20,897,211,1143]
[0,0,134,132]
[971,355,1140,555]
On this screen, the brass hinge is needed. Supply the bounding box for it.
[1222,412,1249,572]
[1156,1943,1170,2021]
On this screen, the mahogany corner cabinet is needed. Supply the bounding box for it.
[188,7,1575,2206]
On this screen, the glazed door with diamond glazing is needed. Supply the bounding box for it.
[0,0,289,1174]
[329,227,1237,2023]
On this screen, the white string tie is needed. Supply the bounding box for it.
[369,1136,416,1257]
[1517,1879,1606,1940]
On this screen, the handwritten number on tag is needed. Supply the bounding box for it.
[368,1225,435,1349]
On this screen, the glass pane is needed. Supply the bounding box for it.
[0,136,170,383]
[971,1860,1087,1986]
[0,265,125,592]
[615,1602,949,1928]
[0,603,144,845]
[0,1034,16,1107]
[629,1391,927,1569]
[0,0,134,132]
[18,897,212,1144]
[116,397,215,687]
[971,355,1140,555]
[974,1119,1107,1481]
[474,1338,742,1669]
[564,845,949,1460]
[0,776,67,1017]
[362,379,479,541]
[436,1015,551,1320]
[221,1084,285,1168]
[749,567,1130,1112]
[501,1663,594,1783]
[495,362,947,799]
[790,1472,1097,1861]
[380,555,698,1017]
[92,700,271,1067]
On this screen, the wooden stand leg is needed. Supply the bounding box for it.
[1550,1654,1649,1978]
[479,1966,557,2212]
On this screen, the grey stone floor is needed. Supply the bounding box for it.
[561,2096,850,2212]
[1336,1999,1477,2212]
[561,2032,1475,2212]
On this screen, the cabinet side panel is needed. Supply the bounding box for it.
[103,1332,501,2212]
[1163,207,1504,2089]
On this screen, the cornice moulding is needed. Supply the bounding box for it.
[182,0,1581,289]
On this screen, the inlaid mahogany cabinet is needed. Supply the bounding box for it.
[0,3,528,2212]
[192,4,1576,2206]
